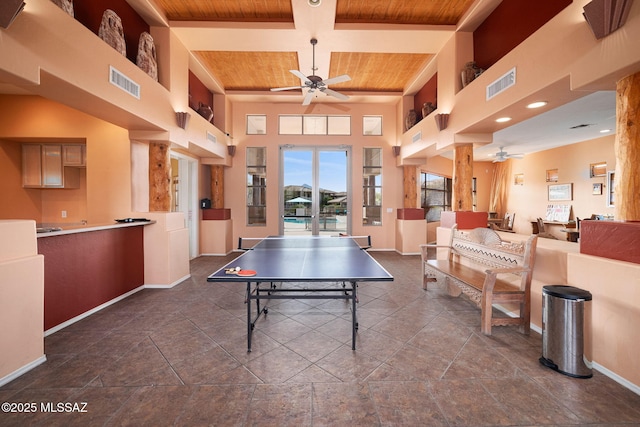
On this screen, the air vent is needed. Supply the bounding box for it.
[412,131,422,143]
[206,132,217,144]
[570,123,593,129]
[109,66,140,99]
[486,67,516,101]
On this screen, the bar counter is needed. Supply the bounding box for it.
[37,220,155,333]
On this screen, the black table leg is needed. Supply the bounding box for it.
[246,281,252,352]
[351,280,357,350]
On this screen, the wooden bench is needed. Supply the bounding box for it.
[420,226,537,335]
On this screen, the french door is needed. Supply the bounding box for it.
[279,145,351,236]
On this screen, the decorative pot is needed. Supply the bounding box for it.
[421,102,435,119]
[405,109,417,131]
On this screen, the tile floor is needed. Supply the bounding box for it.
[1,251,639,426]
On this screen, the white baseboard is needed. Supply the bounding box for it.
[0,355,47,388]
[44,285,145,336]
[144,274,191,288]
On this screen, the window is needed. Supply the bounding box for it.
[363,148,382,225]
[278,115,351,135]
[421,173,452,222]
[363,116,382,135]
[246,115,266,134]
[246,147,266,225]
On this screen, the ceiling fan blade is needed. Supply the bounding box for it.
[270,86,305,92]
[321,87,349,101]
[302,90,314,106]
[508,154,525,159]
[321,74,351,86]
[492,158,506,163]
[289,70,310,83]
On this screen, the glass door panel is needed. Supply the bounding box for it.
[280,146,350,236]
[319,150,348,235]
[282,149,313,235]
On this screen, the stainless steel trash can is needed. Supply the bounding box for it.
[540,285,592,378]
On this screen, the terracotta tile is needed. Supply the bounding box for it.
[429,378,523,426]
[106,385,194,426]
[315,345,383,382]
[177,384,254,426]
[285,330,342,362]
[246,383,312,426]
[480,375,582,425]
[369,381,448,426]
[385,344,450,380]
[171,344,241,384]
[443,334,520,379]
[285,364,341,383]
[259,317,312,344]
[245,346,312,383]
[312,382,379,426]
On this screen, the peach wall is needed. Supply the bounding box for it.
[506,135,615,235]
[567,253,640,389]
[0,96,135,225]
[0,220,45,384]
[225,102,404,250]
[143,212,190,287]
[0,141,41,221]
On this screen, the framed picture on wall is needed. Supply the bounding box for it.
[546,169,558,182]
[592,183,603,195]
[514,173,524,185]
[548,183,573,201]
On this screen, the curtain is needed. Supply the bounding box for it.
[489,160,511,216]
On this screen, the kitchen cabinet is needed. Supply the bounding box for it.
[63,144,86,167]
[22,144,80,189]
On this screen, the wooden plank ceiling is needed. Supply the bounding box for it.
[154,0,476,96]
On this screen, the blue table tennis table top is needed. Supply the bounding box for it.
[207,236,394,283]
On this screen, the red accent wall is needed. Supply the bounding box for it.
[580,220,640,264]
[38,226,145,330]
[414,73,438,122]
[473,0,572,70]
[73,0,150,63]
[189,71,214,112]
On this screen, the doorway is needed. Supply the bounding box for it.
[170,153,199,259]
[279,145,351,236]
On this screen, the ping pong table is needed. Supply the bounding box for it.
[206,236,393,352]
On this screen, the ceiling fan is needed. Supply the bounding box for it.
[270,38,351,106]
[492,147,524,162]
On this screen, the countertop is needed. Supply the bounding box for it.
[36,220,155,238]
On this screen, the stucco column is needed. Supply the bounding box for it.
[614,71,640,221]
[453,144,474,211]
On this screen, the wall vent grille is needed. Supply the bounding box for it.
[486,67,516,101]
[412,131,422,143]
[109,66,140,99]
[206,132,217,144]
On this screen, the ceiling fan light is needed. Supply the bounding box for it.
[308,0,321,7]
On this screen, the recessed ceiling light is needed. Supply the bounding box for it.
[496,117,512,123]
[527,101,547,109]
[600,129,612,133]
[308,0,321,6]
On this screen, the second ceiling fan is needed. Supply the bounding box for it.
[270,38,351,105]
[491,147,525,162]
